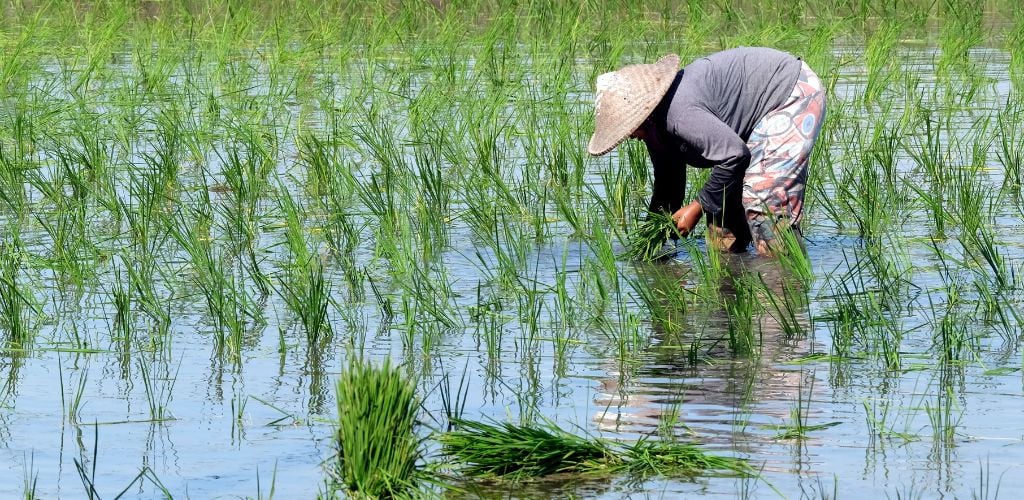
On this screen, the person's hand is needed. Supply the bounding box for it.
[672,201,703,236]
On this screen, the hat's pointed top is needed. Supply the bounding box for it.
[588,54,680,156]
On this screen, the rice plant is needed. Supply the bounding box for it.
[723,271,761,357]
[441,417,751,480]
[169,205,256,356]
[138,358,178,422]
[623,211,680,262]
[276,257,332,347]
[628,263,692,337]
[21,451,38,500]
[441,418,613,478]
[997,96,1024,191]
[332,357,423,498]
[620,437,753,479]
[0,241,35,347]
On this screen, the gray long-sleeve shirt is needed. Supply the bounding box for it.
[648,47,802,223]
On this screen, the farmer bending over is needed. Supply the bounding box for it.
[588,48,826,255]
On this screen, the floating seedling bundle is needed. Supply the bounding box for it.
[440,418,752,480]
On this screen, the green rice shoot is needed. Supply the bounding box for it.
[441,418,751,480]
[440,418,614,478]
[623,211,680,262]
[334,357,422,498]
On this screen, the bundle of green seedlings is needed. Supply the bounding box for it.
[623,211,681,262]
[333,357,427,498]
[440,417,751,480]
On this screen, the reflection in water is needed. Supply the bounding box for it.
[0,350,19,444]
[451,470,615,499]
[594,252,822,456]
[304,341,332,414]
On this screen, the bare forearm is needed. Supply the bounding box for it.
[672,200,703,235]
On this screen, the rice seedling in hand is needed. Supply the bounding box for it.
[623,211,679,262]
[333,357,423,498]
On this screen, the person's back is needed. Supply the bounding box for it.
[668,47,802,142]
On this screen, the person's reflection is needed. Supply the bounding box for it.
[593,251,821,448]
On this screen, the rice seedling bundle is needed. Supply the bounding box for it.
[334,357,421,498]
[440,418,614,477]
[441,418,750,480]
[623,211,679,261]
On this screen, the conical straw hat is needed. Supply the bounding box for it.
[587,54,680,156]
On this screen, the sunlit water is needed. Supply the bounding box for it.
[1,42,1023,498]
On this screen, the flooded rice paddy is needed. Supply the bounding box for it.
[1,2,1024,497]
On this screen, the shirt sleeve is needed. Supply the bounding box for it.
[645,129,686,215]
[665,107,751,224]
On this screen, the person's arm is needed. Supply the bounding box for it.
[645,130,686,215]
[666,108,750,226]
[673,200,703,235]
[632,119,686,215]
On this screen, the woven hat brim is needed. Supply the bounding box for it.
[588,54,680,156]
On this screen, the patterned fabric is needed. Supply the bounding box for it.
[739,62,826,244]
